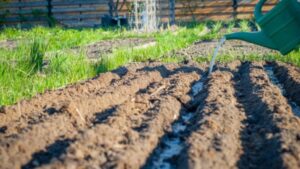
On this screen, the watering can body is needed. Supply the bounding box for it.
[225,0,300,55]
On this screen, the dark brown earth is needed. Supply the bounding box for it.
[273,62,300,105]
[165,40,278,60]
[1,61,300,169]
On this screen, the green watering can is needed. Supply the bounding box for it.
[225,0,300,55]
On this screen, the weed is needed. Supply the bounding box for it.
[226,21,235,34]
[239,20,251,32]
[28,38,48,73]
[212,21,223,34]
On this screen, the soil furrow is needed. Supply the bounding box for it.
[0,71,121,127]
[2,61,300,169]
[142,80,205,169]
[142,62,211,169]
[272,62,300,108]
[35,71,200,169]
[0,63,153,127]
[264,65,300,116]
[236,62,300,169]
[0,62,197,129]
[178,63,245,169]
[117,72,201,169]
[0,70,163,169]
[0,63,164,137]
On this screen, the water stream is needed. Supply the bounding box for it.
[264,66,300,116]
[209,37,226,74]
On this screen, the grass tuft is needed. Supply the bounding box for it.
[29,38,48,73]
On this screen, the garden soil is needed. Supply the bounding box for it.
[72,38,155,60]
[1,61,300,169]
[165,40,277,60]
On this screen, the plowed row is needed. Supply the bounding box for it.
[1,61,300,169]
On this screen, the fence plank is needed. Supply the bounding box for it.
[0,0,278,28]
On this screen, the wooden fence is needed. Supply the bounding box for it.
[0,0,278,28]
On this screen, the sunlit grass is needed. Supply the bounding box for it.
[0,26,152,51]
[239,19,251,32]
[96,24,206,72]
[0,41,95,105]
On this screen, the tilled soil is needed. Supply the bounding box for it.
[1,61,300,169]
[165,40,277,60]
[72,38,155,60]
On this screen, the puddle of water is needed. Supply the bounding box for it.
[150,113,194,169]
[291,102,300,116]
[152,137,184,169]
[192,81,204,96]
[264,66,300,116]
[181,113,194,122]
[172,112,194,134]
[264,67,285,94]
[172,123,186,134]
[209,37,226,74]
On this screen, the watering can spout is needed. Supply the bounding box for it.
[225,32,277,50]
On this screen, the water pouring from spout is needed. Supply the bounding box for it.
[209,37,226,74]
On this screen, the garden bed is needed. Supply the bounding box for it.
[1,61,300,169]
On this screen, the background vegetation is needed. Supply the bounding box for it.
[0,20,299,106]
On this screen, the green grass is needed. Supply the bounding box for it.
[239,19,251,32]
[1,20,300,106]
[96,24,207,72]
[194,46,300,66]
[0,26,152,51]
[0,45,95,105]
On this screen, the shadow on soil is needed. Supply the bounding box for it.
[234,62,284,169]
[93,106,117,124]
[22,106,119,169]
[137,63,205,78]
[21,139,73,169]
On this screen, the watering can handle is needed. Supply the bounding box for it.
[254,0,267,20]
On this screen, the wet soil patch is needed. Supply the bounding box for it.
[264,64,300,116]
[142,80,205,169]
[272,62,300,108]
